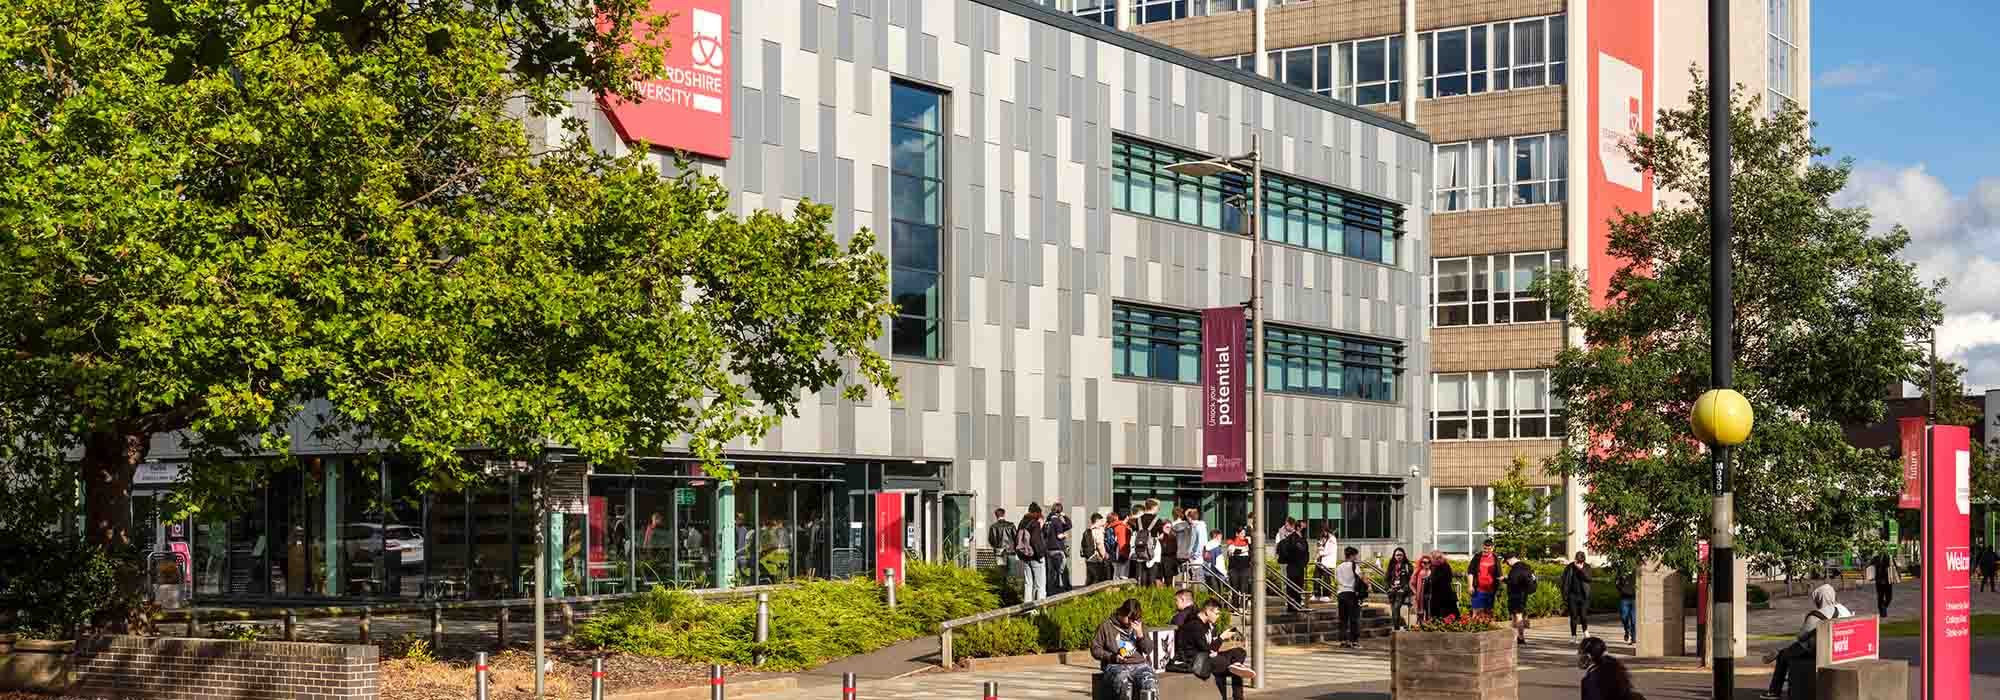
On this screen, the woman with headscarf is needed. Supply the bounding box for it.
[1759,584,1851,700]
[1425,549,1460,620]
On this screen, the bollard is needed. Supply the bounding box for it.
[431,603,445,652]
[359,606,372,645]
[982,680,998,700]
[475,652,490,700]
[709,664,725,700]
[591,658,605,700]
[842,672,857,700]
[885,568,898,610]
[753,593,770,666]
[497,606,511,651]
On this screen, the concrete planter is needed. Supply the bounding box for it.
[1391,628,1517,700]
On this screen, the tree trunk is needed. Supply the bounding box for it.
[81,429,147,549]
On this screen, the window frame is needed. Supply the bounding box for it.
[1432,485,1557,554]
[889,80,949,361]
[1258,323,1405,403]
[1417,14,1566,101]
[1432,132,1568,213]
[1766,0,1799,114]
[1111,302,1204,384]
[1429,369,1566,442]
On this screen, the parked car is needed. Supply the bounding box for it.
[343,523,426,567]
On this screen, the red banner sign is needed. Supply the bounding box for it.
[1898,416,1925,509]
[1821,616,1879,666]
[1922,425,1971,699]
[875,492,905,585]
[1200,307,1247,483]
[1585,0,1654,309]
[599,0,733,158]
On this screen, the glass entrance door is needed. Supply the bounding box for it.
[941,492,975,568]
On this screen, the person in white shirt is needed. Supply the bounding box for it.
[1314,531,1341,602]
[1334,546,1363,648]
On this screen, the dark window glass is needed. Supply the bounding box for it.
[1112,303,1202,383]
[891,81,947,359]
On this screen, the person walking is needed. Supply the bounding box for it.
[1334,546,1364,648]
[1090,599,1158,700]
[1083,513,1109,585]
[988,508,1017,581]
[1175,598,1257,700]
[1867,553,1900,619]
[1761,584,1851,700]
[1426,550,1460,621]
[1411,552,1430,625]
[1386,548,1415,630]
[1173,508,1209,586]
[1314,529,1342,603]
[1577,637,1637,700]
[1467,540,1504,621]
[1017,511,1047,603]
[1227,528,1253,608]
[1506,553,1536,643]
[1980,546,1999,592]
[1616,565,1637,645]
[1562,551,1594,637]
[1045,502,1073,595]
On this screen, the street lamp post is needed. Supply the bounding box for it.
[1698,1,1745,695]
[1165,134,1265,688]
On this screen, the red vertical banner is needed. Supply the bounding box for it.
[875,493,905,585]
[588,496,609,576]
[1898,416,1926,509]
[1201,306,1248,483]
[1586,0,1655,309]
[1923,425,1971,699]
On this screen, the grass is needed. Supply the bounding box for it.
[1879,614,2000,638]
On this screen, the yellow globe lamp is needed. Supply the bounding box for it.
[1691,388,1754,446]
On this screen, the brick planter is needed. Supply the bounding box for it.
[1391,628,1517,700]
[71,635,379,699]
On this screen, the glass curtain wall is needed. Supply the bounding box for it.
[1112,470,1400,544]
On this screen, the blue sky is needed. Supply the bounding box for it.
[1811,0,2000,392]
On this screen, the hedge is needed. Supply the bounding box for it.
[952,585,1229,662]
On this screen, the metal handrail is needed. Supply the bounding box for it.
[936,578,1134,666]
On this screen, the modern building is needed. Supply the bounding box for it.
[123,0,1434,604]
[1051,0,1810,556]
[1840,388,1996,553]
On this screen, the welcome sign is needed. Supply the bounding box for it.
[1201,306,1246,483]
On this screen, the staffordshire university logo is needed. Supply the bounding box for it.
[690,8,725,74]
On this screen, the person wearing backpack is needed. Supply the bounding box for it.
[1017,511,1047,603]
[1083,513,1108,585]
[1760,584,1850,700]
[1506,554,1537,643]
[1110,511,1132,580]
[1131,502,1161,588]
[988,508,1017,579]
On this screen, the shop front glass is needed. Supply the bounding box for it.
[1112,469,1401,545]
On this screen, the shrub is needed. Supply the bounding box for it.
[957,616,1040,658]
[0,538,143,636]
[902,561,1002,632]
[212,623,267,641]
[1748,585,1771,607]
[953,584,1229,661]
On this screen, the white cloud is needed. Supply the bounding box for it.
[1817,63,1891,89]
[1836,163,2000,391]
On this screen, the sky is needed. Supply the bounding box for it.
[1808,1,2000,393]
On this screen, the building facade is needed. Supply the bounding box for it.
[1058,0,1810,556]
[124,0,1434,604]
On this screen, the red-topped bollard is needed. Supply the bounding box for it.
[709,664,724,700]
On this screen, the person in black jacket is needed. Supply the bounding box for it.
[1045,502,1072,595]
[1561,551,1593,637]
[1277,519,1308,611]
[1425,550,1459,620]
[1506,554,1536,643]
[1175,599,1255,700]
[988,508,1016,578]
[1577,636,1635,700]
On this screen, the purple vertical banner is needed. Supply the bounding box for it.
[1202,306,1248,483]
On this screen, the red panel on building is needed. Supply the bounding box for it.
[1586,0,1655,309]
[600,0,732,159]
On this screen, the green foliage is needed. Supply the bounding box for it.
[0,538,144,636]
[212,623,267,642]
[1487,456,1569,561]
[384,634,437,662]
[0,0,897,573]
[957,616,1041,658]
[1537,75,1935,578]
[578,566,1008,671]
[951,585,1222,661]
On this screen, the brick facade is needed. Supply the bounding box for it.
[1430,323,1563,373]
[1430,439,1562,487]
[1431,205,1566,259]
[72,636,378,700]
[1133,0,1568,55]
[1390,88,1567,145]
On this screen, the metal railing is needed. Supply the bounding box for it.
[935,579,1133,666]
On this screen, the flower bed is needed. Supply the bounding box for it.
[1392,623,1517,700]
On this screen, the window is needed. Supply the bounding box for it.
[890,82,946,359]
[1214,54,1254,73]
[1113,469,1398,545]
[1431,370,1565,441]
[1265,45,1335,97]
[1334,36,1404,106]
[1130,0,1192,24]
[1418,15,1566,99]
[1261,325,1402,401]
[1059,0,1116,26]
[1111,136,1405,266]
[1433,132,1567,212]
[1768,0,1798,114]
[1432,251,1565,327]
[1113,304,1203,383]
[1432,485,1559,554]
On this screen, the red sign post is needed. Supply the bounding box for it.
[1922,425,1971,699]
[1200,307,1247,483]
[599,0,733,158]
[874,493,904,585]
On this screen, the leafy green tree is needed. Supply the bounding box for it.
[1923,359,2000,509]
[0,0,897,557]
[1487,455,1568,561]
[1539,76,1941,578]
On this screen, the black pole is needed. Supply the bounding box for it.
[1708,0,1736,696]
[1928,331,1939,421]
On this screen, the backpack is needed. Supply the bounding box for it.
[1016,527,1038,559]
[1129,516,1157,563]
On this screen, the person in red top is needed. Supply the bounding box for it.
[1466,540,1504,621]
[1110,511,1132,579]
